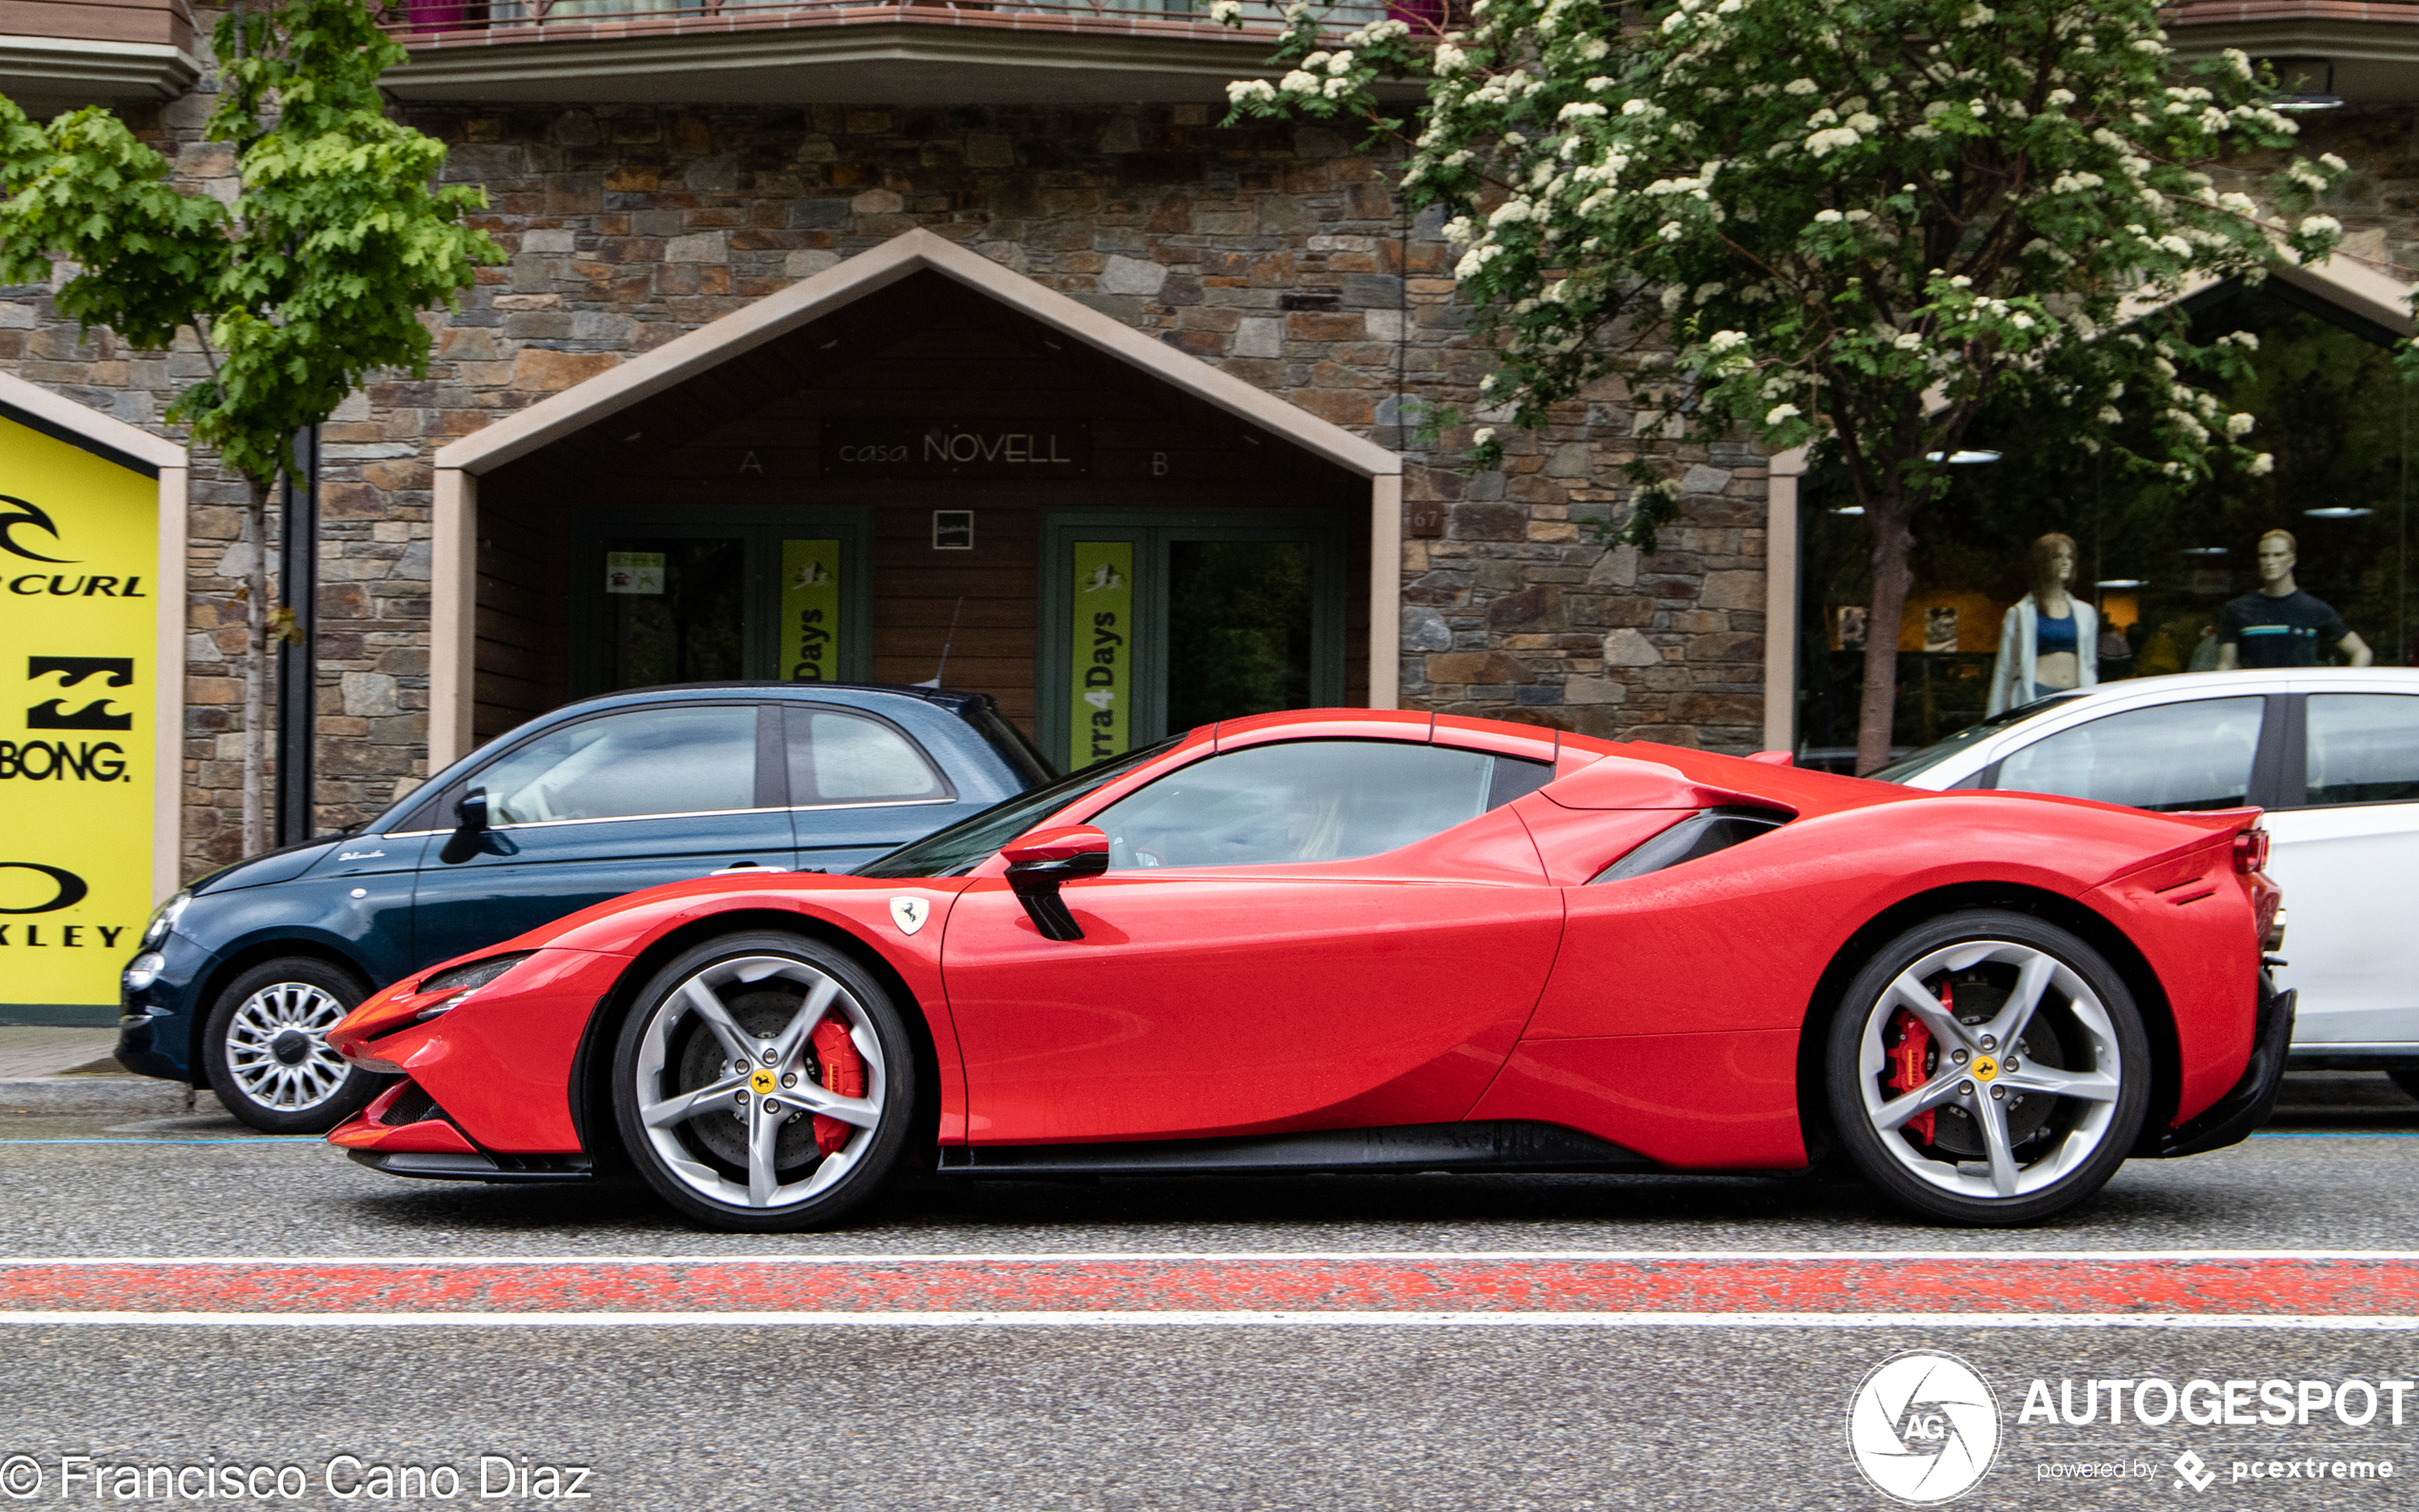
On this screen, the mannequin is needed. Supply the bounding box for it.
[1987,532,2099,715]
[2217,528,2372,668]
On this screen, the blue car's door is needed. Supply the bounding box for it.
[781,702,981,873]
[410,700,793,968]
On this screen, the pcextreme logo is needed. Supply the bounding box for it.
[1847,1350,2003,1504]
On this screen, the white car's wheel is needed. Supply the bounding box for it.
[1827,909,2150,1225]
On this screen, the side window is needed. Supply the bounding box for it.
[786,706,950,806]
[2306,694,2419,806]
[1993,697,2265,813]
[478,705,759,825]
[1090,740,1504,869]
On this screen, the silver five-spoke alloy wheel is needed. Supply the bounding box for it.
[1828,909,2149,1225]
[613,932,915,1231]
[224,982,353,1113]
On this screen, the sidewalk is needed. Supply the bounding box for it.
[0,1026,204,1113]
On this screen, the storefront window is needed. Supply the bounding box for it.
[1799,278,2412,768]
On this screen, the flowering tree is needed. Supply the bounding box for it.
[1221,0,2345,771]
[0,0,499,852]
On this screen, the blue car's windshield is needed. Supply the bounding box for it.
[852,738,1181,879]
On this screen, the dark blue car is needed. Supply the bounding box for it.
[116,683,1050,1132]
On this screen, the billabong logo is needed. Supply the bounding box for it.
[0,495,72,564]
[1847,1350,2001,1504]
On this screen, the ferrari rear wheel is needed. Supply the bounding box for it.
[1826,909,2149,1226]
[610,931,915,1232]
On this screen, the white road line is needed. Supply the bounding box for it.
[0,1249,2417,1265]
[0,1310,2416,1329]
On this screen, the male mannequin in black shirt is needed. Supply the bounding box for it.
[2217,528,2373,669]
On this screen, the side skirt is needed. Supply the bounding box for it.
[934,1121,1654,1180]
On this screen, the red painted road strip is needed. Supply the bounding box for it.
[1,1257,2416,1316]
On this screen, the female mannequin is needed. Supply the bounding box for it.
[1987,532,2099,714]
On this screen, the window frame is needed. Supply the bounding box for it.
[1974,691,2293,812]
[391,700,787,835]
[2283,690,2419,811]
[780,702,959,812]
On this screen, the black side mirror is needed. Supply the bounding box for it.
[438,788,490,865]
[1002,825,1110,942]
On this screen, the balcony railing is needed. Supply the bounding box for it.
[379,0,1400,47]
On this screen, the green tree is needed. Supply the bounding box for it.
[0,0,500,851]
[1224,0,2344,771]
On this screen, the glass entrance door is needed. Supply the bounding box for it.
[1041,512,1346,770]
[575,512,871,696]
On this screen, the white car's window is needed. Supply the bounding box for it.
[790,709,947,805]
[1090,740,1495,869]
[2306,694,2419,806]
[480,706,757,824]
[1993,697,2266,813]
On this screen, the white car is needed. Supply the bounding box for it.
[1875,667,2419,1081]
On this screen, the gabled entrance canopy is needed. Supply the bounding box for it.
[430,228,1404,765]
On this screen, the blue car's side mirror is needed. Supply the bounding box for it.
[438,788,491,865]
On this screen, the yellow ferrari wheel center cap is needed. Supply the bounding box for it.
[749,1068,776,1095]
[1970,1055,1998,1082]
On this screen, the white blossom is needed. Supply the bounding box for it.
[1472,427,1496,446]
[1706,329,1749,353]
[2249,452,2275,475]
[2227,412,2255,437]
[2299,214,2344,238]
[1207,0,1242,22]
[1765,403,1802,424]
[1813,209,1844,224]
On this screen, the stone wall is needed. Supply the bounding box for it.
[0,82,1768,879]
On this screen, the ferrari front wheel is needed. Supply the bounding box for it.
[610,932,915,1232]
[1826,909,2149,1226]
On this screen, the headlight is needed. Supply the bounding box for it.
[411,951,533,1021]
[139,890,191,949]
[122,953,165,992]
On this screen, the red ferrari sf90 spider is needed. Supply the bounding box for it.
[327,709,2290,1230]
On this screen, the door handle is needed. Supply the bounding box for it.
[711,861,774,876]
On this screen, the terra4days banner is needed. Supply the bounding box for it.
[0,412,157,1014]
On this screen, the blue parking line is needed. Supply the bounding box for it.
[2253,1130,2419,1138]
[0,1138,322,1145]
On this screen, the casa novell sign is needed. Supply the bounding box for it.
[822,420,1090,477]
[0,415,157,1013]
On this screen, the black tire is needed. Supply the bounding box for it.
[1825,908,2150,1226]
[202,957,386,1134]
[610,931,916,1233]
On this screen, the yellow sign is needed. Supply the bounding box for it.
[1069,541,1132,766]
[0,414,157,1010]
[779,539,842,682]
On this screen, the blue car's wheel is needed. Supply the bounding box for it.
[202,957,386,1134]
[611,931,916,1232]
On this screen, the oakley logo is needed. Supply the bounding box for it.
[0,496,72,565]
[0,862,90,914]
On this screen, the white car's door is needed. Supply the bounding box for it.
[2264,689,2419,1050]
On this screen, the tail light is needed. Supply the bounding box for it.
[2234,826,2270,874]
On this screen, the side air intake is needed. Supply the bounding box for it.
[1591,806,1791,884]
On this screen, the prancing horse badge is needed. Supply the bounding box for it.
[889,897,930,936]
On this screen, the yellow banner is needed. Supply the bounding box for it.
[0,415,158,1009]
[1070,540,1132,766]
[779,539,842,682]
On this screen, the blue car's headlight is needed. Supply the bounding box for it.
[139,889,190,949]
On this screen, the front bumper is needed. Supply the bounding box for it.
[112,931,217,1084]
[2151,975,2296,1160]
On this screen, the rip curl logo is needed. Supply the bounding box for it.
[1847,1350,2002,1504]
[0,496,72,564]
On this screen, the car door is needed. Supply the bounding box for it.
[938,737,1565,1145]
[410,700,792,968]
[2263,688,2419,1049]
[782,703,975,874]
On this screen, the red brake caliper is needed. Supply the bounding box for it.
[1884,981,1950,1144]
[810,1016,866,1156]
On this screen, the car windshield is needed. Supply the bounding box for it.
[1867,693,2089,784]
[851,737,1182,879]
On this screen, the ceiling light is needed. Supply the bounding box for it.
[2180,547,2227,556]
[2096,578,2148,588]
[1923,449,2002,464]
[1829,506,1866,515]
[2306,507,2375,519]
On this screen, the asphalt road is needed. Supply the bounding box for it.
[0,1074,2415,1510]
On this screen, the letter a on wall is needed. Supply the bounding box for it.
[0,380,185,1023]
[1069,541,1132,766]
